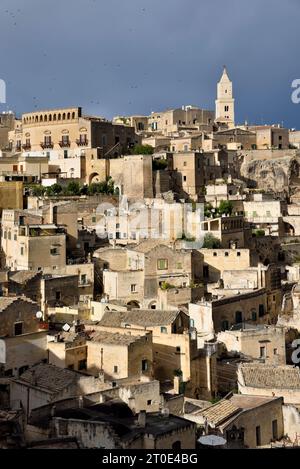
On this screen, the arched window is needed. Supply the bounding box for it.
[53,114,56,121]
[72,112,75,119]
[44,115,47,122]
[49,114,52,122]
[58,114,61,121]
[62,113,66,120]
[172,441,181,451]
[35,116,38,122]
[67,112,70,119]
[40,115,43,122]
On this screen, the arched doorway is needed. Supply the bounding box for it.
[127,301,140,310]
[89,172,101,184]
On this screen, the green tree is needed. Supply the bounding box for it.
[204,203,213,218]
[51,183,63,195]
[152,159,168,170]
[131,144,154,155]
[66,181,81,195]
[202,233,221,249]
[218,200,233,216]
[31,185,44,197]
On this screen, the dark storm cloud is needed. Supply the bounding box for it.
[1,0,300,127]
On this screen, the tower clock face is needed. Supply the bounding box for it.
[0,339,6,364]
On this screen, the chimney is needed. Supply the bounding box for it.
[49,201,54,224]
[138,410,146,428]
[51,405,56,417]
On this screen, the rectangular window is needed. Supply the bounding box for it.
[131,284,137,293]
[20,247,24,256]
[256,426,261,447]
[274,348,278,355]
[50,247,58,256]
[56,291,61,301]
[62,135,69,145]
[176,262,182,269]
[147,400,152,406]
[260,346,266,358]
[114,365,118,373]
[78,359,87,370]
[272,420,278,440]
[157,259,168,270]
[259,304,265,317]
[183,175,187,182]
[14,322,23,336]
[160,326,167,334]
[80,134,87,144]
[81,274,87,285]
[142,359,148,371]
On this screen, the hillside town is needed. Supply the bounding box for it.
[0,67,300,450]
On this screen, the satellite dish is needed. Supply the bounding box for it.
[198,435,227,447]
[36,311,43,319]
[62,323,71,332]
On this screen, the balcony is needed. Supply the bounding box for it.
[15,145,22,152]
[22,144,31,151]
[76,138,88,146]
[40,142,54,149]
[59,140,71,148]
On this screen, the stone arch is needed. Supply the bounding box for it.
[127,301,140,310]
[89,172,101,184]
[148,300,157,310]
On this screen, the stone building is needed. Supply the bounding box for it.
[217,324,286,365]
[10,363,109,420]
[189,288,269,336]
[94,242,192,309]
[215,67,235,128]
[238,363,300,405]
[50,403,197,449]
[95,309,191,384]
[194,393,284,448]
[8,107,137,179]
[86,330,153,381]
[0,296,47,378]
[1,209,66,271]
[48,332,87,372]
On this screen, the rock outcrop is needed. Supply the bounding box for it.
[240,155,300,193]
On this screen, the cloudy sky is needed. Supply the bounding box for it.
[1,0,300,127]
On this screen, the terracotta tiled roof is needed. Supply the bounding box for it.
[18,363,84,393]
[0,296,37,312]
[98,309,180,328]
[199,400,240,426]
[9,271,40,285]
[239,364,300,389]
[89,331,144,345]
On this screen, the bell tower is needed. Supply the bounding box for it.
[215,66,235,127]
